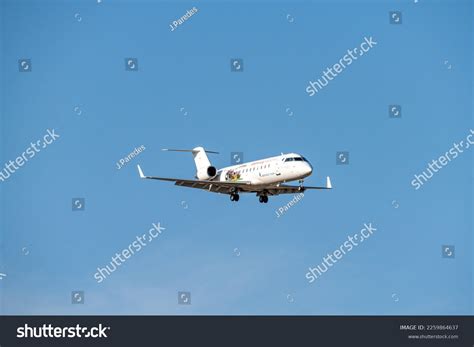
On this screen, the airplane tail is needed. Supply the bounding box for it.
[162,147,219,179]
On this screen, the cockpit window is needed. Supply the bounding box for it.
[284,157,305,162]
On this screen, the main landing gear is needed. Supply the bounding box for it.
[230,193,240,202]
[258,195,269,203]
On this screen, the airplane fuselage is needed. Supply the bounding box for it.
[214,153,313,186]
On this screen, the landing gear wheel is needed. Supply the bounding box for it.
[230,193,239,202]
[263,195,268,203]
[259,196,264,203]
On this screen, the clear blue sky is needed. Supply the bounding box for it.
[0,0,472,315]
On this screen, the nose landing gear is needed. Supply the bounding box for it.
[258,195,269,203]
[230,193,240,202]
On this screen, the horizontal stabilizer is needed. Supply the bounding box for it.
[162,148,219,154]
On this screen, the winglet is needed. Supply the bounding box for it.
[137,165,145,179]
[326,176,332,189]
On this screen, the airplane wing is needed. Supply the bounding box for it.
[137,165,332,195]
[137,165,252,194]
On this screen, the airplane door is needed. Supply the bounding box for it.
[274,161,281,176]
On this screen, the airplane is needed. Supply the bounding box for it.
[136,146,332,203]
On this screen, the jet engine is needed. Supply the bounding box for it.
[197,166,217,180]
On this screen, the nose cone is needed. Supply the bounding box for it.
[303,162,313,177]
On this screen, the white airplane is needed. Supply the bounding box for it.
[137,146,332,203]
